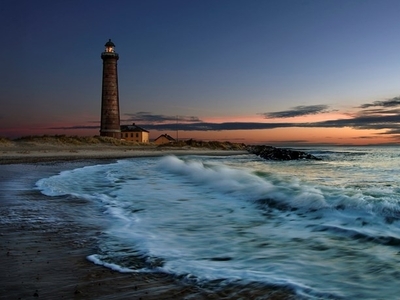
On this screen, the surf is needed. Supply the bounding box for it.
[35,149,400,299]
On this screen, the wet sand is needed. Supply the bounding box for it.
[0,148,296,300]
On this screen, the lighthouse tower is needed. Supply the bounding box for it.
[100,39,121,138]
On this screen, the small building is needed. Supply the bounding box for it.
[120,123,149,143]
[154,134,176,145]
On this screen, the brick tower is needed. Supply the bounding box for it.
[100,39,121,138]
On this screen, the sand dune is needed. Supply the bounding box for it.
[0,136,248,164]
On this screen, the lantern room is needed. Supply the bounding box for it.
[104,39,115,53]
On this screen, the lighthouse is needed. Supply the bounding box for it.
[100,39,121,138]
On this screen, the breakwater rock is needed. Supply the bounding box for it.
[247,145,320,161]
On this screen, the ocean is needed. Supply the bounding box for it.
[34,146,400,299]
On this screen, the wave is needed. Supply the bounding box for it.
[33,153,400,299]
[157,155,329,209]
[157,156,400,220]
[312,224,400,246]
[35,155,400,222]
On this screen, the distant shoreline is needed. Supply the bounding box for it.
[1,135,330,164]
[0,145,248,165]
[0,135,249,164]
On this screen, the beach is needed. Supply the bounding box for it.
[0,141,247,165]
[3,143,400,299]
[0,144,294,300]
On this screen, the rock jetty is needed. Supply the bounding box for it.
[247,145,320,161]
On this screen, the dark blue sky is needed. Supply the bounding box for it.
[2,0,400,144]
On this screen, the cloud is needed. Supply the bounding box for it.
[49,125,99,130]
[355,108,400,116]
[305,114,400,129]
[135,100,399,132]
[353,136,379,139]
[123,112,202,123]
[49,95,400,140]
[359,96,400,108]
[262,105,330,119]
[377,128,400,135]
[140,109,400,135]
[142,122,295,131]
[48,121,294,132]
[52,113,400,134]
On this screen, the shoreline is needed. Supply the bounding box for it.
[0,154,296,299]
[0,164,204,299]
[0,145,248,165]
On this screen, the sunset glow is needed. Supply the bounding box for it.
[2,1,400,145]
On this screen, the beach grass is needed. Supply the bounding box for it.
[0,135,248,165]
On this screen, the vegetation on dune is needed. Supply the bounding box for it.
[2,135,246,149]
[157,139,247,150]
[11,135,150,146]
[1,135,319,160]
[0,137,13,146]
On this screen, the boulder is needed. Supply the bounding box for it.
[247,145,320,161]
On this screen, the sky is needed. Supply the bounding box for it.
[2,0,400,146]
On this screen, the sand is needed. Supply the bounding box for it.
[0,143,249,165]
[0,145,296,299]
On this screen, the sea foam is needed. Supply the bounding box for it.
[35,150,400,299]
